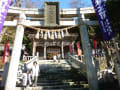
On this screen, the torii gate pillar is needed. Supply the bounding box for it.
[79,14,99,90]
[5,13,26,90]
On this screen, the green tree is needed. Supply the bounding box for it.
[23,34,33,55]
[106,0,120,39]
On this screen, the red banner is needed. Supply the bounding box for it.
[76,42,82,56]
[69,44,72,52]
[2,43,9,63]
[93,39,97,57]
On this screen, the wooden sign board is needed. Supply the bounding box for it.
[44,2,60,26]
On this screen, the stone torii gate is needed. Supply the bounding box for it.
[3,3,100,90]
[1,1,120,90]
[5,15,99,90]
[5,13,26,90]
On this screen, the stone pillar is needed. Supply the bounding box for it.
[1,62,9,87]
[44,42,46,59]
[32,41,37,56]
[78,14,99,90]
[61,41,64,59]
[5,13,26,90]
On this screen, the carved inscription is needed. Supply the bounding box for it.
[44,2,59,26]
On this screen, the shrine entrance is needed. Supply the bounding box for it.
[47,46,61,59]
[25,25,79,60]
[4,1,99,90]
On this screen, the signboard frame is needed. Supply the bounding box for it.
[44,2,60,26]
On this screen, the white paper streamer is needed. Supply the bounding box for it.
[65,28,69,36]
[47,31,51,38]
[58,31,61,39]
[44,32,47,40]
[40,31,43,38]
[54,31,57,39]
[35,31,39,39]
[61,30,64,38]
[51,32,54,40]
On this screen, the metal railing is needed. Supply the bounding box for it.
[23,56,34,61]
[24,56,38,69]
[64,53,86,69]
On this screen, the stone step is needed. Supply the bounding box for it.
[38,79,87,83]
[37,80,87,84]
[16,84,87,89]
[37,81,88,87]
[40,72,83,74]
[38,75,86,79]
[39,84,84,89]
[40,70,73,73]
[17,63,88,89]
[16,87,89,90]
[37,82,67,86]
[38,76,87,82]
[39,65,71,68]
[37,80,62,83]
[37,82,88,87]
[39,75,85,78]
[39,74,74,77]
[40,71,78,73]
[38,76,80,79]
[39,72,82,76]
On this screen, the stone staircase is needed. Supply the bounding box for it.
[16,60,89,90]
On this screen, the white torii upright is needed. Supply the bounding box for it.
[5,13,26,90]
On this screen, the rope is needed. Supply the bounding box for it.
[22,24,78,32]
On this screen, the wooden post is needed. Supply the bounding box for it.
[78,14,99,90]
[5,13,26,90]
[44,42,47,59]
[61,41,64,59]
[32,41,37,56]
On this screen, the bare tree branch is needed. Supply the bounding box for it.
[69,0,91,8]
[13,0,43,8]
